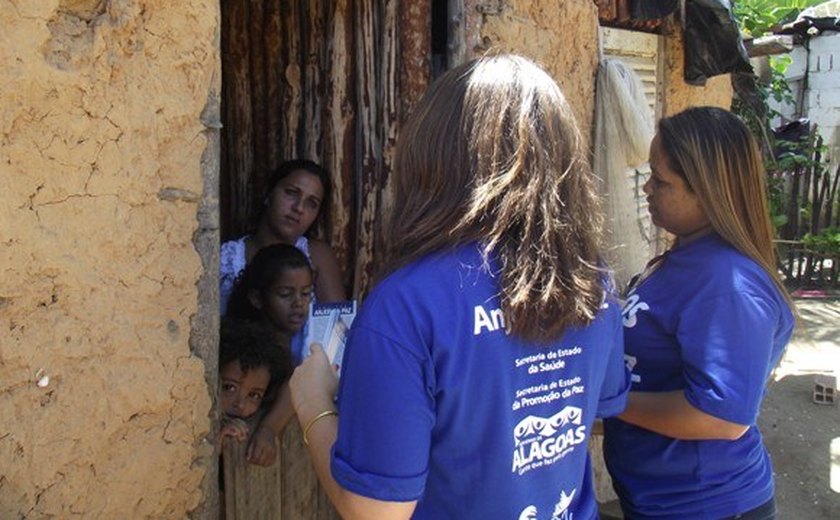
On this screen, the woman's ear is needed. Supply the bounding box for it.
[248,289,263,310]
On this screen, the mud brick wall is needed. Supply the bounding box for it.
[0,1,220,517]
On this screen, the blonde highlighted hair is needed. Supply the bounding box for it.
[658,106,792,308]
[383,54,605,343]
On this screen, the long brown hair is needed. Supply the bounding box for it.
[383,54,605,343]
[658,106,793,309]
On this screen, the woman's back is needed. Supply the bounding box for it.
[332,244,628,518]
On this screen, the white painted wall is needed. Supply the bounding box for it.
[766,32,840,172]
[805,32,840,171]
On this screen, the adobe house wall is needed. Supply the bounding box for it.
[0,1,220,517]
[662,20,733,116]
[0,1,734,517]
[477,0,601,143]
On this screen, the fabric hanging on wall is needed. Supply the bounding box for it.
[593,58,656,289]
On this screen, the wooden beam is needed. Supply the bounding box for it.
[744,34,794,57]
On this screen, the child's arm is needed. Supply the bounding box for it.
[246,382,295,466]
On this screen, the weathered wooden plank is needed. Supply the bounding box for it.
[222,420,335,519]
[248,0,269,194]
[744,34,794,57]
[279,420,326,518]
[447,0,465,68]
[324,0,357,291]
[264,0,284,172]
[399,0,430,120]
[222,0,255,238]
[377,0,399,286]
[305,0,326,161]
[449,0,481,68]
[352,0,381,298]
[282,0,303,158]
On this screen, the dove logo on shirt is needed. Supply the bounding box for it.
[517,488,577,520]
[512,406,586,475]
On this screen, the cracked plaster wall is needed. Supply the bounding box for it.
[662,21,733,116]
[477,3,732,144]
[1,0,219,517]
[477,0,600,147]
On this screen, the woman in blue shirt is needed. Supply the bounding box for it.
[288,54,630,519]
[604,107,795,519]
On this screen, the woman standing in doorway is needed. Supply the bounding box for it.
[220,159,345,315]
[604,107,795,519]
[290,54,630,519]
[220,160,345,466]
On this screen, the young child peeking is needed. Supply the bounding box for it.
[225,244,314,464]
[219,318,292,446]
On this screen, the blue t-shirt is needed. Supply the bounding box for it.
[332,244,630,519]
[604,233,794,519]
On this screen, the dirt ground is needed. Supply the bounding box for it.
[761,296,840,519]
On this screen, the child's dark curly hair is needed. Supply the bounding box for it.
[226,244,313,323]
[219,317,293,406]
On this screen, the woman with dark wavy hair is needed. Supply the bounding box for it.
[289,54,629,519]
[220,159,345,315]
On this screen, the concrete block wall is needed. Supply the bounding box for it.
[806,33,840,170]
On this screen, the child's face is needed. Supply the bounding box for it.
[257,267,313,335]
[220,360,271,419]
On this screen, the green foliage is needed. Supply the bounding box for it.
[767,55,794,108]
[775,134,827,172]
[802,227,840,254]
[734,0,826,37]
[767,174,790,228]
[731,1,829,230]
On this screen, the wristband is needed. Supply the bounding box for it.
[303,410,338,446]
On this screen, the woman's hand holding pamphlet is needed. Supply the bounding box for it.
[303,301,356,374]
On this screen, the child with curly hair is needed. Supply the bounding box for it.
[225,244,314,465]
[219,318,293,445]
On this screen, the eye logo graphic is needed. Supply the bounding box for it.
[514,406,582,446]
[512,406,586,474]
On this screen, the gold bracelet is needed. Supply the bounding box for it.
[303,410,338,446]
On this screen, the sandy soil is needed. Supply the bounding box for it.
[761,297,840,519]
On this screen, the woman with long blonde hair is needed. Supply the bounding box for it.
[604,106,795,520]
[290,54,629,519]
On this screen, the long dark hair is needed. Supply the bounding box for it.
[227,244,313,322]
[658,107,792,310]
[384,54,605,343]
[257,159,332,236]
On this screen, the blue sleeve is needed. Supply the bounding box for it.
[331,324,435,501]
[597,303,630,418]
[678,292,777,425]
